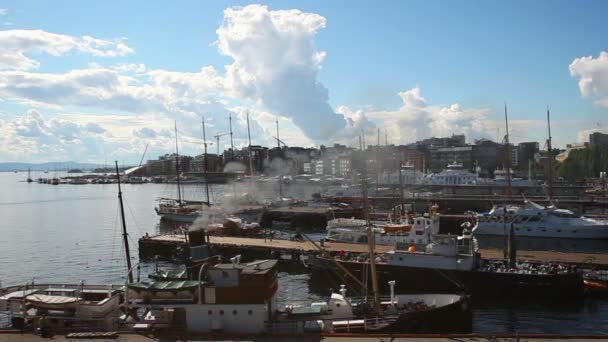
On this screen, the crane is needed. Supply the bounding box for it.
[213,132,231,155]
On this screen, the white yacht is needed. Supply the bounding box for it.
[473,200,608,239]
[424,162,479,185]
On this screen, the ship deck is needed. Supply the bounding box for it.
[140,234,608,266]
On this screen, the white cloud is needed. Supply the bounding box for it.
[217,4,345,140]
[342,87,492,145]
[0,9,7,16]
[577,127,608,143]
[0,29,134,70]
[0,110,182,163]
[569,51,608,107]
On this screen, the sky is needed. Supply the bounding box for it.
[1,0,608,164]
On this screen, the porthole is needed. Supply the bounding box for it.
[219,310,224,315]
[208,310,212,315]
[248,310,253,315]
[233,310,237,315]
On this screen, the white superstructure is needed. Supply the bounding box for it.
[424,162,479,185]
[473,200,608,239]
[325,213,440,247]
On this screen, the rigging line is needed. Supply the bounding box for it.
[124,199,145,238]
[110,202,121,267]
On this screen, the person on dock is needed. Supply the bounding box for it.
[37,314,53,338]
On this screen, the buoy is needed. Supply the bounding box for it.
[408,246,416,252]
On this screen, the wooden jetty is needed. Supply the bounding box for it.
[139,234,608,266]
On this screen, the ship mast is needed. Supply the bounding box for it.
[361,136,382,315]
[276,118,283,198]
[202,118,211,205]
[115,161,133,283]
[174,121,183,205]
[246,112,254,177]
[229,113,235,161]
[546,107,554,201]
[504,103,512,199]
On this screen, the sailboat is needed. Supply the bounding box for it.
[26,168,33,183]
[155,122,211,223]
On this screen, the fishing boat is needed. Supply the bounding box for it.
[311,227,584,297]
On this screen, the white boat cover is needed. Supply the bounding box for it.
[26,294,81,306]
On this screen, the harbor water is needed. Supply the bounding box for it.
[1,172,608,334]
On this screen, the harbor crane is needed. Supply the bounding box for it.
[213,132,231,155]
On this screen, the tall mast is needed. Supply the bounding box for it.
[504,103,512,199]
[202,118,210,205]
[385,128,388,146]
[276,118,282,198]
[361,138,382,315]
[376,128,380,198]
[174,121,183,205]
[546,107,554,200]
[229,113,235,161]
[246,111,254,176]
[115,161,133,284]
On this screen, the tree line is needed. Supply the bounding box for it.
[556,145,608,181]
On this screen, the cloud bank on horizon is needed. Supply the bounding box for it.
[0,4,606,163]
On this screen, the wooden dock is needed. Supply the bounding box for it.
[139,234,608,266]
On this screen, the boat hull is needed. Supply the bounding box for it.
[473,222,608,239]
[155,208,198,223]
[310,256,584,297]
[389,295,472,333]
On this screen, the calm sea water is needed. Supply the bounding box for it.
[1,171,607,334]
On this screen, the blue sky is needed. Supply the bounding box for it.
[1,1,607,163]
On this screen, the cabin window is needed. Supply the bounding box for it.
[573,230,577,233]
[220,310,224,315]
[399,257,403,261]
[336,303,341,307]
[222,271,229,278]
[208,310,212,315]
[557,229,561,233]
[248,310,253,315]
[233,310,238,315]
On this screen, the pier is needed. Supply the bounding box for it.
[139,234,608,266]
